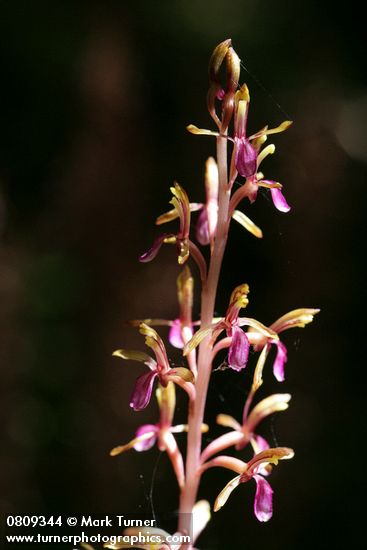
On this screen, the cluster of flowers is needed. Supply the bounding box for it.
[103,39,319,550]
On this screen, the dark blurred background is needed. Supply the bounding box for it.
[0,1,366,548]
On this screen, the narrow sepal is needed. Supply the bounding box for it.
[270,308,320,333]
[186,124,219,136]
[232,209,263,238]
[112,349,155,369]
[183,322,220,355]
[214,475,242,512]
[251,345,270,393]
[246,447,295,476]
[246,393,291,433]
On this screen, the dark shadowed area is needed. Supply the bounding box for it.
[0,1,365,548]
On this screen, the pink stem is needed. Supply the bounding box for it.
[178,134,230,538]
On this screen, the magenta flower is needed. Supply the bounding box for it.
[232,85,257,178]
[187,84,293,213]
[231,85,292,181]
[113,323,194,411]
[247,308,320,381]
[213,447,294,522]
[184,284,277,372]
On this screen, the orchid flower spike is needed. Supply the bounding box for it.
[213,447,294,522]
[113,323,195,411]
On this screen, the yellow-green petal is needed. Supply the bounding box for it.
[232,210,263,238]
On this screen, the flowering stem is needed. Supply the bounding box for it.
[178,134,230,537]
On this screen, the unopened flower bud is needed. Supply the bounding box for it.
[221,47,241,132]
[208,38,232,86]
[207,39,240,130]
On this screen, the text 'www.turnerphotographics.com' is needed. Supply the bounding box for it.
[4,514,193,548]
